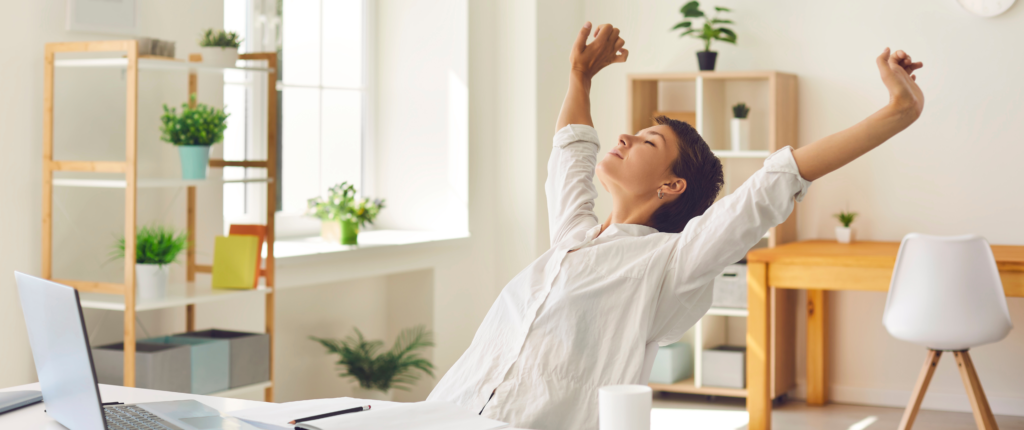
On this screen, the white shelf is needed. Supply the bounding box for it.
[208,381,272,399]
[54,57,273,73]
[79,283,272,312]
[713,150,771,159]
[53,177,271,189]
[706,307,749,317]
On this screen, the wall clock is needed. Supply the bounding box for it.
[956,0,1016,17]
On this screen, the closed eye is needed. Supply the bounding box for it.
[645,140,655,146]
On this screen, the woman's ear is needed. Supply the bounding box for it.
[662,178,687,197]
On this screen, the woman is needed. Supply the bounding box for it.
[428,22,924,430]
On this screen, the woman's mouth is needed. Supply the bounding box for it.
[609,148,624,159]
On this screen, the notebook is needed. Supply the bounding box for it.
[231,398,507,430]
[0,390,42,415]
[228,224,266,289]
[211,235,259,289]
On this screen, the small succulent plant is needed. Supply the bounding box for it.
[834,211,858,228]
[199,29,242,48]
[732,103,750,119]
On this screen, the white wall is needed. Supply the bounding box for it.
[575,0,1024,415]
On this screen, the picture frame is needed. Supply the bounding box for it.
[66,0,138,35]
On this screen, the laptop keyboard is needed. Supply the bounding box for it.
[104,404,178,430]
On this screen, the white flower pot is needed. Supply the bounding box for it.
[835,226,853,244]
[198,46,238,68]
[321,220,341,243]
[136,263,169,300]
[730,118,750,151]
[351,386,392,401]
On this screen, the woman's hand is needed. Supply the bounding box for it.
[570,22,628,80]
[877,48,924,120]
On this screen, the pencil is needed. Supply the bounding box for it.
[288,405,371,424]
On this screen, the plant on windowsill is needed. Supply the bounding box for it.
[310,325,434,401]
[731,102,750,151]
[159,93,230,180]
[672,1,737,71]
[111,225,189,300]
[198,28,243,67]
[307,182,385,245]
[834,210,858,244]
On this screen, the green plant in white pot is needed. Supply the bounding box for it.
[730,103,750,151]
[834,210,857,244]
[672,1,737,71]
[310,326,434,401]
[307,182,384,245]
[198,29,242,67]
[160,94,229,180]
[112,225,188,300]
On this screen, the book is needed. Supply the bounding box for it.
[228,224,266,289]
[211,235,259,289]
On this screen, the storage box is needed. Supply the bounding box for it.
[92,342,191,393]
[142,335,230,395]
[712,264,747,309]
[702,346,746,389]
[649,342,693,384]
[178,329,269,388]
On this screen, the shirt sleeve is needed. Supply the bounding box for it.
[649,146,812,344]
[545,124,602,247]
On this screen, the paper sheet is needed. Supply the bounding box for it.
[295,401,508,430]
[230,397,401,430]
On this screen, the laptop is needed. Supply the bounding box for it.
[15,272,261,430]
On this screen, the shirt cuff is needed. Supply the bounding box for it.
[764,146,812,202]
[553,124,601,149]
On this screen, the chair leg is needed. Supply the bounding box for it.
[954,350,999,430]
[898,349,942,430]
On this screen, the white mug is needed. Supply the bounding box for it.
[599,385,652,430]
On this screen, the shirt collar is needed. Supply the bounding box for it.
[573,223,658,251]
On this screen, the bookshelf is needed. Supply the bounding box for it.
[41,40,279,401]
[629,71,798,400]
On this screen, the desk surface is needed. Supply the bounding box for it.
[747,240,1024,271]
[0,383,266,429]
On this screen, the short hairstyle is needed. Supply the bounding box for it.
[648,116,724,233]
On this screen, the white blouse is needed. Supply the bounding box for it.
[428,124,811,430]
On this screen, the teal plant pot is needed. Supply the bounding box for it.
[341,220,359,245]
[178,145,211,180]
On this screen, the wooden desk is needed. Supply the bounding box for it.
[744,240,1024,430]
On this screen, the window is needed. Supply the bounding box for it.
[224,0,370,236]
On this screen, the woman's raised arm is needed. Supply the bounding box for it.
[555,22,628,132]
[791,48,924,181]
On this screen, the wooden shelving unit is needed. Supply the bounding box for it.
[629,71,798,400]
[42,40,279,401]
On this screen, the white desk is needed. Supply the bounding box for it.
[0,383,267,429]
[1,383,533,430]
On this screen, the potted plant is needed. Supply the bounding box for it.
[731,103,750,151]
[834,211,858,244]
[160,94,230,180]
[310,326,434,401]
[672,1,737,71]
[198,29,242,67]
[307,182,384,245]
[112,225,188,300]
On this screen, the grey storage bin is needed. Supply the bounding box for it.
[92,342,191,393]
[649,342,693,384]
[712,264,747,309]
[142,335,230,395]
[179,329,269,388]
[702,345,746,389]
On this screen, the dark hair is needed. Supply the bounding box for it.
[648,116,724,233]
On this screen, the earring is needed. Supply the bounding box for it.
[657,189,664,199]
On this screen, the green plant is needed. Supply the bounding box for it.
[112,225,189,266]
[160,94,230,146]
[310,326,434,392]
[834,211,858,227]
[732,103,750,119]
[199,29,242,48]
[307,182,385,228]
[672,1,737,52]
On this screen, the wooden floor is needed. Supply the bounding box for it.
[652,393,1024,430]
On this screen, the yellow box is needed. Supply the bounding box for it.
[211,235,259,289]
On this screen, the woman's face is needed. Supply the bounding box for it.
[596,124,682,199]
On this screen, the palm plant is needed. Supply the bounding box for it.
[672,1,737,52]
[310,326,434,393]
[834,211,858,227]
[112,225,189,266]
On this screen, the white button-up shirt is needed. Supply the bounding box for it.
[428,125,811,429]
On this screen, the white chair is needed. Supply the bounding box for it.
[883,233,1013,430]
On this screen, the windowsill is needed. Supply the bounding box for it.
[270,229,470,262]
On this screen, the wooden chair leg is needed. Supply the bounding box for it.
[898,350,942,430]
[954,350,999,430]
